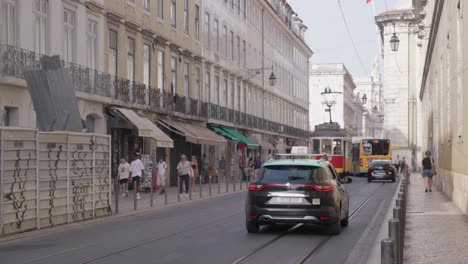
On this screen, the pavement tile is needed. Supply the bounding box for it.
[404,173,468,264]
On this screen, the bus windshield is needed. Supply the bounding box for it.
[362,140,390,156]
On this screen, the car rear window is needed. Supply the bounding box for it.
[372,161,391,168]
[257,165,332,184]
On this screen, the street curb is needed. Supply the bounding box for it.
[0,190,246,245]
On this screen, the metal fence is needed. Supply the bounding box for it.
[0,128,111,236]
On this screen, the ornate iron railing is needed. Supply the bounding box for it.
[0,44,310,138]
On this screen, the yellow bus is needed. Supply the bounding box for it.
[351,138,392,175]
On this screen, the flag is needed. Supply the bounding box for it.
[366,0,372,3]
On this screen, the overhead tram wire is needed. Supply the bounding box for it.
[336,0,368,74]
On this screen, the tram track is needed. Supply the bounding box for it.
[232,182,386,264]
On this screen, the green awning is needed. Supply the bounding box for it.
[219,127,259,150]
[210,126,239,141]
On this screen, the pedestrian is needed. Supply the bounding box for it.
[118,157,130,197]
[239,155,245,181]
[394,155,401,174]
[401,157,407,175]
[157,157,168,195]
[177,154,191,198]
[422,151,436,192]
[320,154,329,162]
[254,156,262,180]
[191,155,199,192]
[129,153,145,200]
[248,157,255,181]
[201,153,209,184]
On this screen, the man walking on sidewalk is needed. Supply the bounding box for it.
[130,153,145,200]
[177,154,191,198]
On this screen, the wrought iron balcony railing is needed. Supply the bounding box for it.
[0,45,309,139]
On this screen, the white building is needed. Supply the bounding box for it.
[354,59,384,138]
[375,0,425,168]
[309,63,364,136]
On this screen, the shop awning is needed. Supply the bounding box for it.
[210,126,239,141]
[158,119,226,145]
[216,126,259,150]
[248,135,276,150]
[114,108,173,148]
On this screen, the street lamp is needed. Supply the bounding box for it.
[321,87,341,123]
[362,93,368,105]
[390,33,400,52]
[246,66,276,87]
[269,72,276,86]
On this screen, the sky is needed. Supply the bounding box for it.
[289,0,397,77]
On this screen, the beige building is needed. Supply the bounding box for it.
[419,0,468,213]
[0,0,312,182]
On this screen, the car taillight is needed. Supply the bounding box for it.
[249,184,265,191]
[360,158,363,167]
[303,184,334,192]
[369,166,375,170]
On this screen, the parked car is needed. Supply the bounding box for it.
[245,157,352,235]
[367,160,396,183]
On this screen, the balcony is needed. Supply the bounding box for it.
[0,45,309,139]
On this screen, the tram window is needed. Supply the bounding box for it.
[333,139,342,155]
[321,139,332,155]
[313,139,320,154]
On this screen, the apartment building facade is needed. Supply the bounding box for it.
[0,0,312,182]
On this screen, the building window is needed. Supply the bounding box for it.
[184,0,189,33]
[237,0,241,15]
[143,0,150,11]
[236,36,240,64]
[214,19,219,53]
[87,20,97,70]
[86,115,95,133]
[223,79,228,106]
[204,12,210,50]
[215,76,220,104]
[63,9,76,63]
[223,25,227,57]
[171,55,177,95]
[157,0,163,19]
[127,37,135,81]
[108,29,118,76]
[157,49,165,90]
[242,40,246,67]
[143,44,151,86]
[2,106,18,127]
[170,0,176,27]
[230,31,234,60]
[184,62,189,97]
[205,71,210,102]
[243,0,246,20]
[230,80,235,109]
[34,0,48,55]
[195,5,200,40]
[1,0,16,46]
[195,66,201,100]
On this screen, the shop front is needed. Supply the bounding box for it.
[108,108,174,178]
[156,119,227,185]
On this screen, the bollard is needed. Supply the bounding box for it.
[209,176,212,196]
[240,171,243,191]
[381,238,394,264]
[164,184,168,205]
[233,177,236,192]
[177,176,181,202]
[114,179,119,214]
[133,183,137,210]
[217,175,221,194]
[189,176,192,200]
[389,218,401,264]
[199,175,202,198]
[226,176,229,193]
[150,172,154,208]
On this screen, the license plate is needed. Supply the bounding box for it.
[312,198,320,205]
[273,197,303,204]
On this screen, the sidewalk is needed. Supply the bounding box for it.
[404,173,468,263]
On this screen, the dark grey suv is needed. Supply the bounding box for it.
[245,158,352,235]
